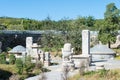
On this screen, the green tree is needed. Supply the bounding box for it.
[9,54,16,64]
[86,16,95,27]
[98,3,120,48]
[67,30,82,54]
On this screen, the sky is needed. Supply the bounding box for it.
[0,0,120,21]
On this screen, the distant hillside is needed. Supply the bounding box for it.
[0,17,42,30]
[0,16,98,31]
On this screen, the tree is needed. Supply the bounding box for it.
[86,16,95,27]
[98,3,120,48]
[67,30,82,54]
[9,54,16,64]
[104,3,120,19]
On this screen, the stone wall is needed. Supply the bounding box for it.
[0,30,42,51]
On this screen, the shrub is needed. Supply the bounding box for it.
[35,61,43,69]
[15,58,23,75]
[9,54,16,64]
[0,53,6,64]
[24,55,35,73]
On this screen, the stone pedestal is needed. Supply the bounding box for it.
[62,60,75,72]
[44,61,50,67]
[95,64,105,70]
[72,55,90,71]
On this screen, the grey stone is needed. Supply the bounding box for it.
[82,30,90,56]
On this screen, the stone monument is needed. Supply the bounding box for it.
[62,43,74,61]
[26,37,33,56]
[81,30,91,68]
[82,30,90,56]
[38,49,45,63]
[32,43,41,60]
[62,43,75,71]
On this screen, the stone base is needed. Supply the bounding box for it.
[95,64,105,70]
[44,61,50,67]
[72,55,91,68]
[62,61,75,72]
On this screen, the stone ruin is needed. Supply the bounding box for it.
[111,35,120,48]
[61,43,75,71]
[62,30,91,71]
[62,43,74,61]
[26,37,51,67]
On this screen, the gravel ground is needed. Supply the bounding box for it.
[26,59,120,80]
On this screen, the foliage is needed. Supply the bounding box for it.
[69,69,120,80]
[35,61,43,69]
[0,52,6,64]
[104,3,120,19]
[67,30,82,54]
[41,32,64,52]
[15,58,23,74]
[0,62,46,80]
[98,3,120,48]
[24,55,35,74]
[0,64,17,80]
[9,54,16,64]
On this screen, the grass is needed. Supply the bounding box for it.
[0,64,45,80]
[0,64,17,73]
[69,69,120,80]
[113,49,120,55]
[115,56,120,60]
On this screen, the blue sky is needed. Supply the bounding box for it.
[0,0,120,20]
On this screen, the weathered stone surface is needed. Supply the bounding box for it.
[82,30,90,56]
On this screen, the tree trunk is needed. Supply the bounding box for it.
[108,41,111,48]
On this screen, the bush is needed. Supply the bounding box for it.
[9,54,16,64]
[0,53,6,64]
[35,61,43,69]
[24,55,35,73]
[15,58,23,75]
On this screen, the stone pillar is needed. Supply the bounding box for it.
[32,43,40,60]
[26,37,33,56]
[40,52,45,63]
[44,52,51,67]
[82,30,90,56]
[82,30,91,66]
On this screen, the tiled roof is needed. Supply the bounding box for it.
[90,44,115,54]
[9,45,26,53]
